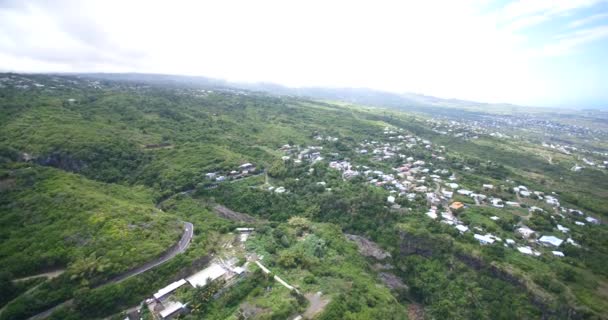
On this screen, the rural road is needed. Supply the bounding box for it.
[26,221,194,320]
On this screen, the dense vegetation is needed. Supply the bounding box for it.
[0,73,606,319]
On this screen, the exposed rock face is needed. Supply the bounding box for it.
[36,152,87,172]
[395,229,587,320]
[379,272,408,291]
[396,229,452,258]
[345,234,391,260]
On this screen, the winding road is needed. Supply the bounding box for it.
[26,221,194,320]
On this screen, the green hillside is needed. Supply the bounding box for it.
[0,73,606,319]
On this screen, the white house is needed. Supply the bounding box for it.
[557,225,570,233]
[457,189,473,196]
[455,225,469,233]
[474,234,495,245]
[153,279,188,301]
[491,198,504,208]
[517,227,536,239]
[586,216,599,224]
[538,235,563,247]
[186,264,228,288]
[517,246,540,256]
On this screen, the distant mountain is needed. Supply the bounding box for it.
[73,73,551,116]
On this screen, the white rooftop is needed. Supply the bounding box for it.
[539,235,563,247]
[474,234,495,244]
[153,279,187,300]
[159,301,185,319]
[186,264,227,288]
[455,225,469,233]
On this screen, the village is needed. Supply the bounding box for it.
[124,224,324,320]
[124,120,605,319]
[271,126,602,260]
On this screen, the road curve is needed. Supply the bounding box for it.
[26,221,194,320]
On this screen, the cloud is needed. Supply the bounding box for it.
[568,12,608,28]
[500,0,606,20]
[0,1,146,72]
[532,24,608,56]
[0,0,606,107]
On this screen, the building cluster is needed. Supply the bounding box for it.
[205,162,257,183]
[133,228,253,320]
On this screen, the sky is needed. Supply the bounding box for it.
[1,0,607,108]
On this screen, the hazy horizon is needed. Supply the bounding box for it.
[1,0,608,108]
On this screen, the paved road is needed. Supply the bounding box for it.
[26,222,193,320]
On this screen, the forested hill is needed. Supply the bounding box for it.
[1,73,607,320]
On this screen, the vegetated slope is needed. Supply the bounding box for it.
[0,73,607,319]
[0,164,181,280]
[0,74,387,194]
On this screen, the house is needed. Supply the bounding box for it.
[490,216,500,221]
[457,189,473,196]
[414,186,428,192]
[529,206,544,213]
[153,279,188,301]
[455,225,469,233]
[585,216,599,224]
[387,196,396,204]
[517,227,536,239]
[557,225,569,233]
[205,172,216,179]
[471,193,487,201]
[505,201,520,207]
[545,196,560,207]
[186,264,228,288]
[552,251,565,257]
[159,301,186,319]
[449,202,465,211]
[566,238,580,247]
[239,163,254,170]
[474,234,495,245]
[575,221,585,226]
[517,246,541,256]
[490,198,504,208]
[538,235,563,247]
[441,190,453,199]
[482,184,494,190]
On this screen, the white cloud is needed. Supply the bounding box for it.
[568,12,608,28]
[0,0,606,106]
[535,25,608,56]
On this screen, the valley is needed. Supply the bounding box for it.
[0,73,607,320]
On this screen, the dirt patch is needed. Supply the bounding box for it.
[408,303,426,320]
[304,292,330,319]
[378,272,408,291]
[345,234,391,260]
[239,302,269,319]
[214,205,258,223]
[0,178,16,191]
